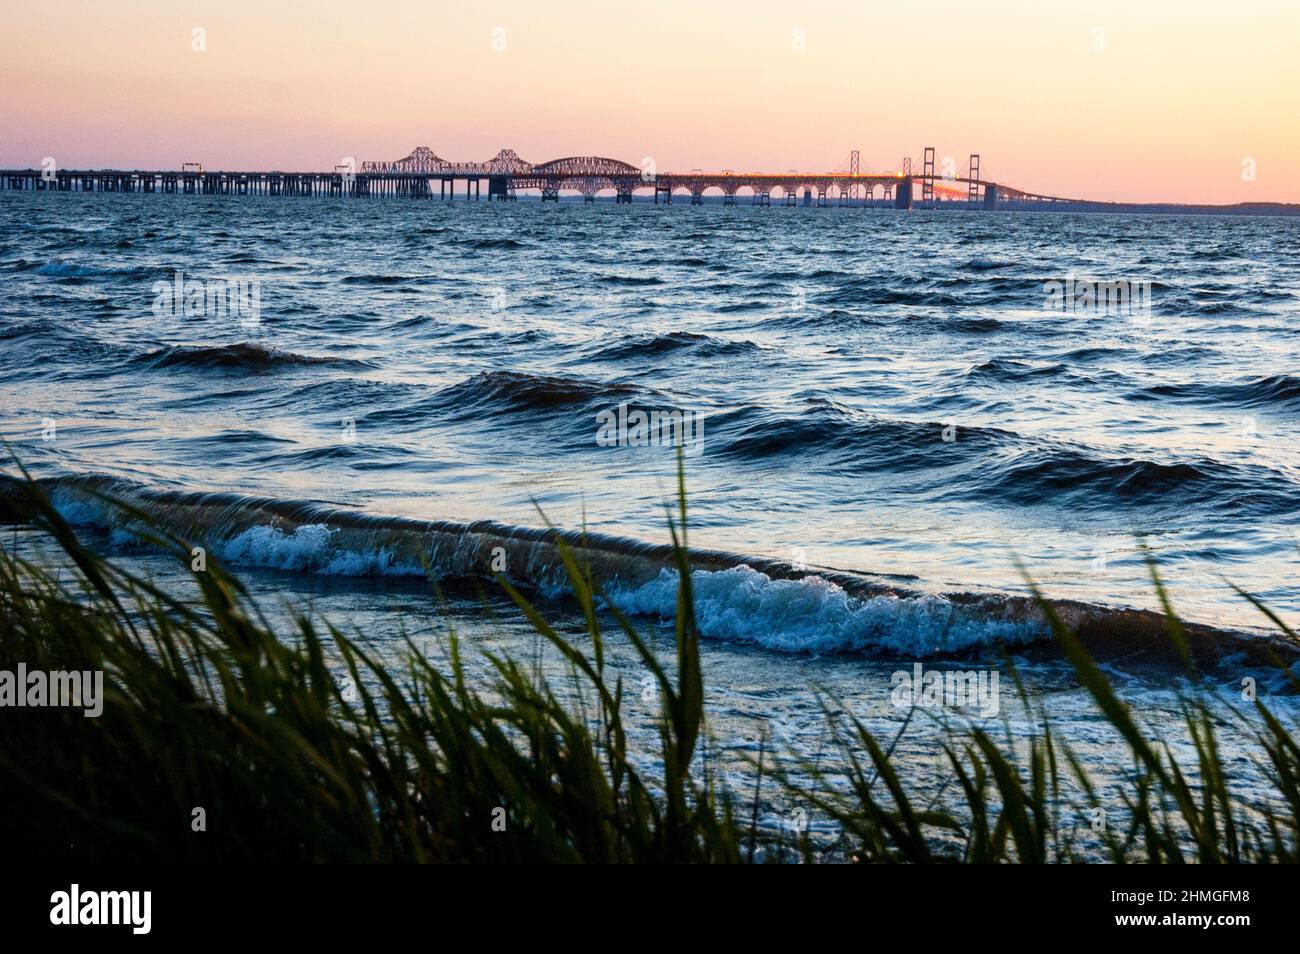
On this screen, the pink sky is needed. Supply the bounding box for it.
[2,0,1297,203]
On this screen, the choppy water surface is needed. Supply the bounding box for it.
[3,194,1299,835]
[10,194,1300,842]
[4,195,1298,628]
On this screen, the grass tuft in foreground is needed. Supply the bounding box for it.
[0,458,1297,862]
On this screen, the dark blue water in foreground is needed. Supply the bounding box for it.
[3,194,1299,642]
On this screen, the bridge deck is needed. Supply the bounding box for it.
[0,167,1079,208]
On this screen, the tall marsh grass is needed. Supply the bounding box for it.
[1,459,1297,862]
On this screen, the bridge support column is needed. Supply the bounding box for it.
[895,177,913,210]
[489,176,508,200]
[982,184,998,210]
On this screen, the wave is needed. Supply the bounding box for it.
[135,342,369,371]
[432,370,642,412]
[976,451,1235,509]
[1049,345,1129,363]
[1128,374,1300,412]
[714,300,771,313]
[8,474,1291,666]
[960,257,1015,272]
[454,237,525,251]
[339,274,427,286]
[766,309,887,331]
[0,319,137,373]
[706,403,1296,514]
[709,401,1012,470]
[597,274,665,287]
[609,566,1043,655]
[32,260,147,278]
[965,358,1072,384]
[816,281,966,308]
[588,331,760,362]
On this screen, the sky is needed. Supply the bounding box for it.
[2,0,1297,203]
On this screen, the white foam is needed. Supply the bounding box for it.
[214,524,424,577]
[50,491,1047,653]
[608,565,1047,656]
[51,495,425,578]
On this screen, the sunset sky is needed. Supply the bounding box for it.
[2,0,1297,203]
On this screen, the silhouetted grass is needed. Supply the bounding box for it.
[1,457,1297,862]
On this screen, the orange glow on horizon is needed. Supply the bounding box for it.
[1,0,1297,204]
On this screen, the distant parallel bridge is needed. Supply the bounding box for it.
[0,146,1086,210]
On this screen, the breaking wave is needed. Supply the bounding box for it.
[6,475,1290,666]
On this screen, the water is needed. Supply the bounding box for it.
[5,195,1298,626]
[3,194,1299,839]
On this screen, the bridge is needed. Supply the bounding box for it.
[0,145,1084,210]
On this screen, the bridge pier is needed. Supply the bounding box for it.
[983,184,998,210]
[895,177,913,210]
